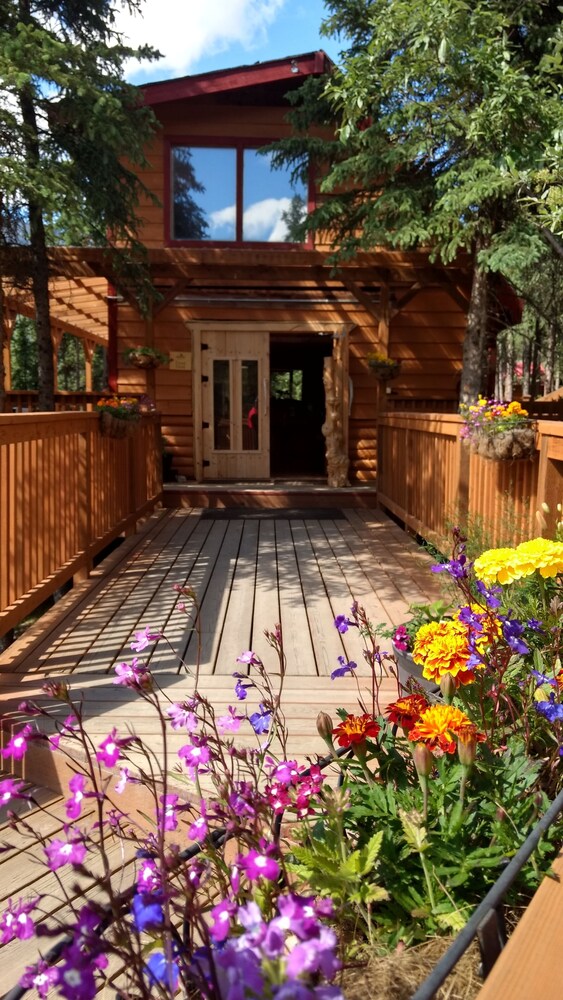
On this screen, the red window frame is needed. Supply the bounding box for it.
[164,136,314,248]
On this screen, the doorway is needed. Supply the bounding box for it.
[270,334,333,477]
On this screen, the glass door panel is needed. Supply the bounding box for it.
[213,359,231,450]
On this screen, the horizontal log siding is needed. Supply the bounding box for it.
[0,413,162,637]
[378,414,563,549]
[388,289,465,400]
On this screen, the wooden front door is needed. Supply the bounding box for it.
[201,330,270,480]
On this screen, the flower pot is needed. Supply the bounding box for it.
[392,643,439,695]
[471,424,536,461]
[127,352,163,370]
[100,411,136,439]
[368,359,401,380]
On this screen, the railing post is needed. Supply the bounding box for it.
[74,427,93,584]
[457,436,470,527]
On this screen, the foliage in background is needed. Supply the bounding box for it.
[0,0,159,409]
[269,0,563,403]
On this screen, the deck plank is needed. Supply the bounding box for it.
[275,518,318,676]
[250,518,281,656]
[214,519,260,674]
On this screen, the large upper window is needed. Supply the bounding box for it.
[170,142,308,244]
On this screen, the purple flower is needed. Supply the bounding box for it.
[188,814,208,842]
[130,626,162,652]
[0,897,38,944]
[45,837,87,871]
[145,952,179,992]
[270,759,300,785]
[239,847,280,883]
[502,619,529,655]
[1,724,33,761]
[0,777,26,806]
[530,669,556,687]
[65,774,87,821]
[331,655,357,680]
[333,615,356,633]
[286,926,340,979]
[178,736,211,774]
[535,694,563,723]
[113,657,152,690]
[217,706,242,733]
[236,650,262,666]
[167,702,199,732]
[20,960,59,998]
[527,618,544,631]
[96,729,122,768]
[249,703,272,735]
[234,677,253,700]
[137,858,161,893]
[157,794,179,832]
[475,579,502,609]
[392,625,410,652]
[58,955,97,1000]
[131,893,164,932]
[209,899,236,942]
[431,556,468,579]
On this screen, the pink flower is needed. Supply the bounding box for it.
[96,729,122,768]
[130,626,162,652]
[0,777,26,806]
[236,651,262,666]
[188,803,208,842]
[167,702,199,732]
[113,658,152,690]
[20,960,59,998]
[137,858,161,893]
[217,706,242,733]
[44,837,87,871]
[65,774,87,820]
[239,846,280,883]
[157,794,179,832]
[0,898,39,944]
[209,899,236,942]
[178,737,211,774]
[115,768,130,794]
[1,724,33,761]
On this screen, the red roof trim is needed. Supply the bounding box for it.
[141,51,331,106]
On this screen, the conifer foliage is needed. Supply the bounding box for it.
[0,1,159,409]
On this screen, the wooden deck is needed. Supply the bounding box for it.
[0,505,445,995]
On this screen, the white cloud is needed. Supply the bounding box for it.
[210,203,237,235]
[116,0,286,79]
[244,196,291,240]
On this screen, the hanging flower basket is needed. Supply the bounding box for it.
[368,358,401,380]
[470,423,536,461]
[97,396,141,438]
[123,347,169,370]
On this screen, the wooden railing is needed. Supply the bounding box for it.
[0,412,163,638]
[3,391,107,413]
[377,413,563,549]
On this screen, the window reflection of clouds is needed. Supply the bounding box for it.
[171,144,306,243]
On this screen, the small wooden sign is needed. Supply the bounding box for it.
[169,351,192,371]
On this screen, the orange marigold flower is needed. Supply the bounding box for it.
[408,704,484,755]
[385,694,428,732]
[332,714,380,748]
[412,620,477,686]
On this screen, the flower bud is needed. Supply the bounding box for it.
[440,673,457,704]
[457,732,477,768]
[316,711,334,742]
[496,806,507,822]
[412,742,433,778]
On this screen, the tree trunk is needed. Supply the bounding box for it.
[459,262,489,405]
[521,337,531,397]
[17,8,54,411]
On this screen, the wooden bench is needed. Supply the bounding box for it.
[477,852,563,999]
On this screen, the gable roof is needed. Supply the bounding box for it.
[140,50,332,106]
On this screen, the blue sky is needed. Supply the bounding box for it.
[117,0,342,84]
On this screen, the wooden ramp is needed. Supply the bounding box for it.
[0,506,445,996]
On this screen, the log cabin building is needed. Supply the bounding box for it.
[3,51,486,487]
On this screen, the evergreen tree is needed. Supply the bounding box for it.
[10,315,39,390]
[57,332,85,391]
[270,0,563,401]
[0,1,159,410]
[172,148,209,240]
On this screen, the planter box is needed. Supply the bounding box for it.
[393,643,439,695]
[470,424,536,461]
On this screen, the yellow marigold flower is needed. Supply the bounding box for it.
[506,401,528,417]
[473,546,521,586]
[412,620,478,686]
[408,704,483,755]
[514,538,563,579]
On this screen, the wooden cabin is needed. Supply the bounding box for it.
[2,50,477,485]
[111,50,474,485]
